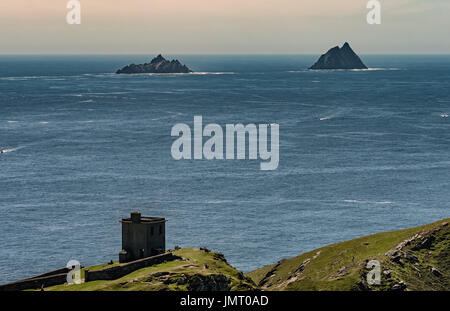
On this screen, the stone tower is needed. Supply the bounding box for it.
[119,212,166,263]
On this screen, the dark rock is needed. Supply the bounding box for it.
[383,269,392,279]
[391,281,407,291]
[116,54,192,74]
[213,252,228,263]
[431,267,442,277]
[356,280,372,291]
[404,253,419,263]
[162,276,178,285]
[390,252,403,265]
[412,236,435,250]
[237,272,245,280]
[176,274,188,285]
[152,272,170,278]
[187,274,231,291]
[309,42,367,70]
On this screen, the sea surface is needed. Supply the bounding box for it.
[0,55,449,283]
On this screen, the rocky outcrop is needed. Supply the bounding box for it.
[144,272,231,291]
[309,42,367,70]
[116,54,192,74]
[187,274,231,291]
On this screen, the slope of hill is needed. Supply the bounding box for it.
[246,218,449,291]
[45,248,256,291]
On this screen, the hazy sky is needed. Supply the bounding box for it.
[0,0,449,54]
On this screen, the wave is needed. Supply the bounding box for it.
[440,114,449,118]
[0,73,115,81]
[319,116,331,121]
[189,72,235,75]
[116,72,235,76]
[206,200,233,204]
[1,146,25,154]
[81,73,115,78]
[317,108,349,121]
[351,68,401,71]
[0,75,52,81]
[343,200,393,205]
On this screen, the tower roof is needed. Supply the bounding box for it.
[120,212,166,224]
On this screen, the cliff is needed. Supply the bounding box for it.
[116,54,192,74]
[309,42,368,70]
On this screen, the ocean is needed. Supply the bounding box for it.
[0,55,449,284]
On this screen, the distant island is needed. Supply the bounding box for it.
[310,42,368,70]
[116,55,192,74]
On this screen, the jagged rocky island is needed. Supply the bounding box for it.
[116,54,192,74]
[310,42,368,70]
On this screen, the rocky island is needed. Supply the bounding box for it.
[310,42,368,70]
[116,54,192,74]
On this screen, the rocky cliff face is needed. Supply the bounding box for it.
[310,43,367,70]
[116,55,192,74]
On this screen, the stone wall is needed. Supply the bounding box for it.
[0,271,68,291]
[85,252,181,282]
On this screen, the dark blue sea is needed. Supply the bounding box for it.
[0,55,449,283]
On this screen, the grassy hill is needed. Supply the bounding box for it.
[43,218,449,291]
[45,248,256,291]
[246,218,449,291]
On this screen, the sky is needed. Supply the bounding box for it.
[0,0,449,54]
